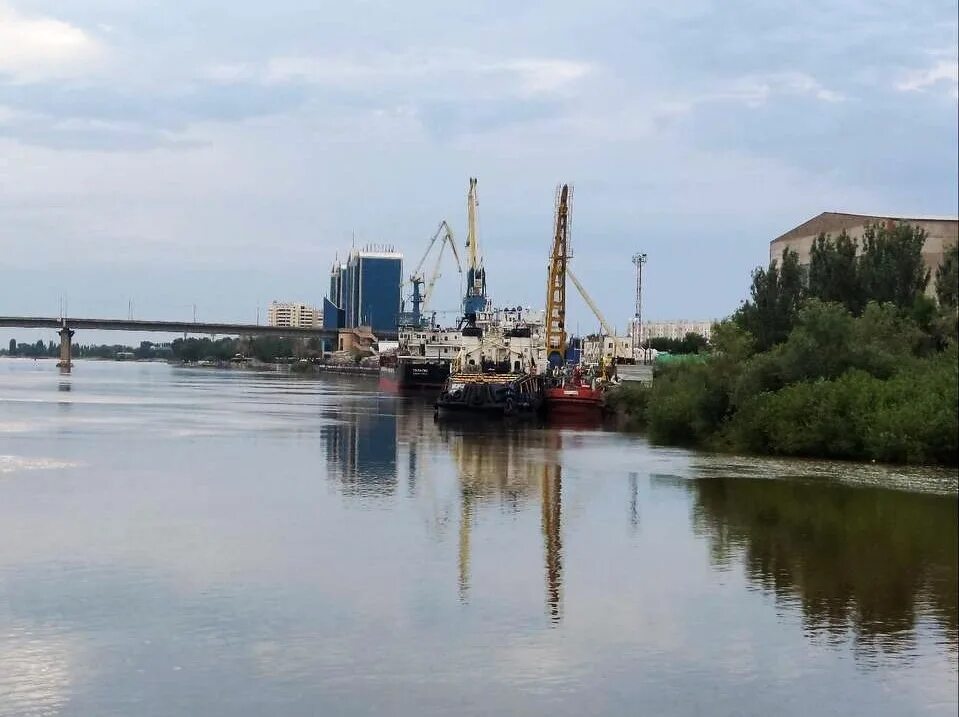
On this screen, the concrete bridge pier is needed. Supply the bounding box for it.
[57,327,74,370]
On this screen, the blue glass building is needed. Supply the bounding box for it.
[325,249,402,333]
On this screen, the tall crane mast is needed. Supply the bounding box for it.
[545,184,572,365]
[463,178,487,315]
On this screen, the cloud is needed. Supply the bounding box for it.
[0,2,105,82]
[701,71,846,109]
[485,59,593,94]
[0,80,308,150]
[896,56,959,99]
[235,51,593,99]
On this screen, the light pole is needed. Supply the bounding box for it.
[631,253,647,362]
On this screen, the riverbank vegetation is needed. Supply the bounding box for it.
[2,339,173,360]
[615,224,958,465]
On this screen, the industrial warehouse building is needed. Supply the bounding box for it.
[770,212,958,295]
[324,247,403,334]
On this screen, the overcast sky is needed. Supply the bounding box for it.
[1,0,957,345]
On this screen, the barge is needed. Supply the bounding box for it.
[436,372,542,417]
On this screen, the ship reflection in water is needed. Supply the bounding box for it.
[0,363,955,717]
[322,395,567,623]
[320,393,957,661]
[443,420,564,623]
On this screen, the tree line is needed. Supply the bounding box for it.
[610,223,958,465]
[2,339,173,359]
[2,337,326,362]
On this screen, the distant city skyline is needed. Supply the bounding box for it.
[2,0,957,346]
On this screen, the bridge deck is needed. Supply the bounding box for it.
[0,316,336,338]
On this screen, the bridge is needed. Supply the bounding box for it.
[0,316,390,370]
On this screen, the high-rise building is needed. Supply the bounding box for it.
[267,301,321,329]
[325,247,402,333]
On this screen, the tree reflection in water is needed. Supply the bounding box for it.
[689,476,957,658]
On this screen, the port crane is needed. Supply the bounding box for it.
[407,220,462,325]
[463,178,488,315]
[544,181,619,365]
[567,266,619,364]
[545,184,572,365]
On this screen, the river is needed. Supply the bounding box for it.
[0,358,956,716]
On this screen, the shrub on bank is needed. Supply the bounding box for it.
[728,351,958,464]
[605,382,650,429]
[614,296,958,465]
[646,362,729,444]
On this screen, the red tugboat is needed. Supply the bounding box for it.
[544,365,604,419]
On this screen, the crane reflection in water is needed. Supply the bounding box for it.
[322,394,566,624]
[441,417,564,624]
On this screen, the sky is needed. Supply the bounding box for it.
[1,0,957,345]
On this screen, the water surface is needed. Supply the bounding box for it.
[1,358,956,716]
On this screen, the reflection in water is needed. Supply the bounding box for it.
[390,400,565,623]
[1,361,957,716]
[690,476,958,657]
[442,422,564,623]
[541,455,562,624]
[321,397,398,497]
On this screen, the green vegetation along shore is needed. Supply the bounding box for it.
[609,223,959,466]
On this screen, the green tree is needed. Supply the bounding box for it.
[733,248,804,351]
[807,230,863,314]
[8,338,16,355]
[710,320,755,362]
[647,332,709,355]
[858,222,930,309]
[935,244,958,308]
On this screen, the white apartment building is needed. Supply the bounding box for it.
[643,320,714,342]
[267,301,322,329]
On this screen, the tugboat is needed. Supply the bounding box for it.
[435,316,546,418]
[544,363,605,420]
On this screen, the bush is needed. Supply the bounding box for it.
[726,350,958,464]
[606,382,650,429]
[646,362,731,444]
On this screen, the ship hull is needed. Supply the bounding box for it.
[544,385,604,418]
[382,356,452,391]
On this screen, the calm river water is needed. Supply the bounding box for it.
[0,358,956,716]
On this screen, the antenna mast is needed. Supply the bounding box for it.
[631,253,647,357]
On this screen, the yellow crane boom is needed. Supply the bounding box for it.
[567,266,618,362]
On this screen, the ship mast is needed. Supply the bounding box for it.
[545,184,571,365]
